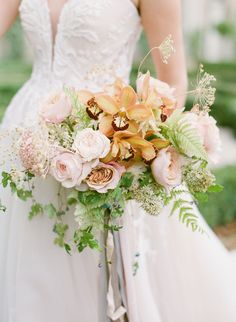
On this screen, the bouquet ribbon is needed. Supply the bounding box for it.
[106,230,128,322]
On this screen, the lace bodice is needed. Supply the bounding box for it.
[19,0,141,91]
[1,0,141,128]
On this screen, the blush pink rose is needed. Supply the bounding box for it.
[86,162,125,193]
[197,113,221,164]
[50,152,98,188]
[151,147,182,190]
[40,91,72,124]
[183,112,221,164]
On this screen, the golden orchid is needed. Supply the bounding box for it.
[111,131,157,162]
[137,72,177,122]
[95,85,154,135]
[76,90,103,120]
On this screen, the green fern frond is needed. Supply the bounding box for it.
[162,109,207,160]
[170,198,205,234]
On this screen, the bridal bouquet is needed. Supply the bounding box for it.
[1,67,222,253]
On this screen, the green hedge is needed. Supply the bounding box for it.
[0,60,31,120]
[199,166,236,227]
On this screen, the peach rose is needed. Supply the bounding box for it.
[86,162,125,193]
[151,147,182,190]
[40,91,72,124]
[72,128,111,162]
[136,72,176,102]
[50,152,98,188]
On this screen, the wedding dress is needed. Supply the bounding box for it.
[1,1,236,322]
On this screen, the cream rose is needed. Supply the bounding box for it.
[50,152,98,188]
[86,162,125,193]
[72,128,111,162]
[40,91,72,124]
[151,147,182,190]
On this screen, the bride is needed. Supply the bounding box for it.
[1,0,236,321]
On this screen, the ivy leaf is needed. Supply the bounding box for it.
[207,184,224,193]
[0,200,6,213]
[119,172,134,189]
[16,189,32,201]
[195,192,209,203]
[139,169,154,187]
[1,172,11,188]
[53,223,69,247]
[64,243,72,255]
[29,203,43,220]
[74,227,101,253]
[44,204,57,218]
[67,191,79,205]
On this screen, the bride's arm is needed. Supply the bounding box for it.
[0,0,21,38]
[140,0,187,108]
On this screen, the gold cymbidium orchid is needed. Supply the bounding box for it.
[96,85,154,136]
[111,131,157,162]
[137,71,176,122]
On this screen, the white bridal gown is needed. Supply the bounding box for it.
[1,1,236,322]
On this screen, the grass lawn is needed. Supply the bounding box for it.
[0,59,31,120]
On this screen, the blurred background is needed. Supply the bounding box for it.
[1,0,236,247]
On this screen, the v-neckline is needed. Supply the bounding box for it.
[44,0,71,66]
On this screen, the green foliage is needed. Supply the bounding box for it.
[214,21,236,38]
[73,227,101,253]
[194,183,224,204]
[138,169,155,187]
[162,109,207,160]
[169,191,205,233]
[64,87,92,130]
[119,172,134,189]
[53,223,69,248]
[0,200,6,213]
[29,203,43,220]
[74,185,127,228]
[207,184,224,193]
[1,171,33,201]
[44,204,58,219]
[183,162,216,195]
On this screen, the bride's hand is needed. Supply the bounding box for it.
[0,0,21,38]
[140,0,188,108]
